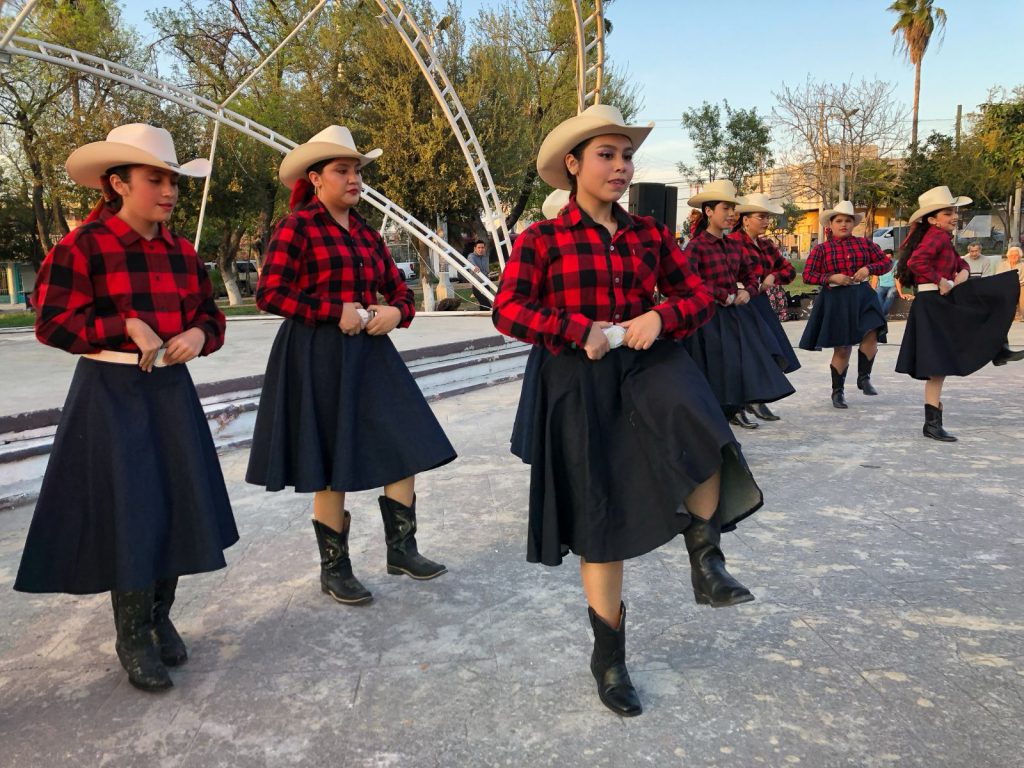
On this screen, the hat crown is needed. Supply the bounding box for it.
[578,103,629,126]
[307,125,359,151]
[831,200,856,217]
[917,186,955,208]
[106,123,180,167]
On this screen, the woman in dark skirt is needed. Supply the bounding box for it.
[728,192,801,423]
[15,124,239,692]
[682,180,795,431]
[894,186,1024,441]
[798,201,892,408]
[494,105,763,717]
[246,126,456,605]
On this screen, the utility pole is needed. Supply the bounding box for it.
[955,104,962,151]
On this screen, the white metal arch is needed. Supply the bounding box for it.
[571,0,605,113]
[0,33,496,299]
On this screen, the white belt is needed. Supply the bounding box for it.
[84,349,168,367]
[916,283,939,293]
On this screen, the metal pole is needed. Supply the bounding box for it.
[193,119,221,252]
[0,0,41,48]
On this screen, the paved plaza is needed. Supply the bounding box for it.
[1,321,1023,767]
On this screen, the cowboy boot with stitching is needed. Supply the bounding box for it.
[923,402,957,442]
[110,588,172,692]
[588,603,642,717]
[830,364,848,409]
[152,577,188,666]
[378,495,447,580]
[746,402,780,421]
[856,350,878,395]
[684,515,755,608]
[313,513,373,604]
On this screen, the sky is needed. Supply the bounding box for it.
[115,0,1023,200]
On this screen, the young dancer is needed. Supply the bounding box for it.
[246,126,456,604]
[894,186,1024,440]
[15,124,239,692]
[729,193,801,422]
[798,201,891,407]
[682,180,795,430]
[494,105,763,716]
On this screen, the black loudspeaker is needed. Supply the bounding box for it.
[628,183,666,224]
[662,185,678,235]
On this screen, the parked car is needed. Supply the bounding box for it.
[393,259,418,281]
[234,260,259,296]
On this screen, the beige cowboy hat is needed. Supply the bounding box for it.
[65,123,211,189]
[541,189,571,220]
[909,185,972,223]
[736,192,784,215]
[819,200,864,227]
[536,104,653,190]
[279,125,383,187]
[687,179,741,207]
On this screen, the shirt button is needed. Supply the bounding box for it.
[610,245,615,252]
[614,277,621,284]
[614,313,621,321]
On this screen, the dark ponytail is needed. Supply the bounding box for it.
[895,220,930,285]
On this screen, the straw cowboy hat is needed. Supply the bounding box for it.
[736,192,784,215]
[279,125,383,187]
[541,189,571,219]
[909,185,972,223]
[65,123,210,189]
[536,104,653,190]
[687,179,741,208]
[819,200,864,226]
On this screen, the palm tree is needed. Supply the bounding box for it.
[888,0,947,151]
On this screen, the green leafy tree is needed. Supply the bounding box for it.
[677,100,773,193]
[888,0,947,150]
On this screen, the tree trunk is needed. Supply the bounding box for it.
[506,167,538,231]
[20,128,53,252]
[911,60,921,150]
[416,238,435,311]
[53,197,71,237]
[217,224,244,306]
[254,179,279,268]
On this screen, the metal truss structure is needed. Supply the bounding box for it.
[571,0,605,113]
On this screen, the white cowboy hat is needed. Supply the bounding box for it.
[536,104,653,190]
[541,189,571,220]
[819,200,864,227]
[736,192,784,215]
[65,123,210,189]
[279,125,383,187]
[687,179,741,207]
[909,185,972,223]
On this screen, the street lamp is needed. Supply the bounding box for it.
[835,107,859,201]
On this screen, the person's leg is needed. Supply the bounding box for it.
[582,558,641,716]
[312,488,372,604]
[857,330,880,396]
[923,376,956,441]
[830,346,852,408]
[682,471,753,607]
[379,476,447,579]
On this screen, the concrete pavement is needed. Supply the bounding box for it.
[1,320,1023,767]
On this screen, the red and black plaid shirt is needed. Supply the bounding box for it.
[684,230,757,303]
[493,199,715,355]
[257,200,414,327]
[802,235,891,285]
[907,225,969,285]
[728,230,796,287]
[34,209,225,356]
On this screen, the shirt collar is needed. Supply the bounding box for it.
[309,198,367,232]
[102,210,176,246]
[563,197,636,232]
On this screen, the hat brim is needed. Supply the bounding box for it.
[736,201,784,215]
[65,141,210,189]
[537,122,653,190]
[820,209,865,227]
[541,189,571,220]
[909,196,972,223]
[279,142,383,187]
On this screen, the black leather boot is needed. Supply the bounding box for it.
[110,589,172,692]
[683,515,754,607]
[588,603,642,717]
[856,350,878,395]
[312,514,373,604]
[923,403,957,442]
[992,340,1024,366]
[728,409,758,429]
[152,578,187,666]
[378,496,447,580]
[830,364,848,409]
[746,402,780,421]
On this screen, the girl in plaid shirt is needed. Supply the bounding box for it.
[494,105,763,717]
[14,124,239,693]
[246,126,456,606]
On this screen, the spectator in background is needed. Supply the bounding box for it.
[467,239,492,310]
[871,249,910,316]
[997,245,1024,321]
[965,243,997,278]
